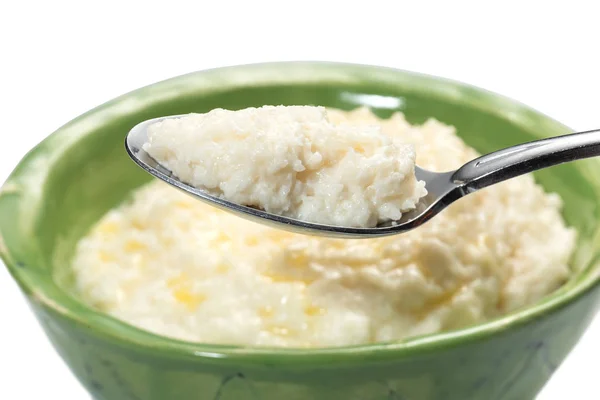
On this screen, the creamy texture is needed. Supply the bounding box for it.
[144,106,427,228]
[73,107,576,348]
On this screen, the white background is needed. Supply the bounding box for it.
[1,1,599,399]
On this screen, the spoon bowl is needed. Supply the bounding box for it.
[125,115,459,238]
[126,115,600,238]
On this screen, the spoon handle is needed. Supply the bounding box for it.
[452,128,600,192]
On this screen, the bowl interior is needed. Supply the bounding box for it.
[1,62,600,357]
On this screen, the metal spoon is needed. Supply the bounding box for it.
[125,115,600,238]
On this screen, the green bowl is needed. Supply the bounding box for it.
[1,62,599,400]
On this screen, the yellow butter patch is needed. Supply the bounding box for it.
[131,220,146,230]
[263,273,311,285]
[173,289,207,310]
[353,144,365,153]
[214,232,230,243]
[98,251,115,262]
[216,264,230,274]
[168,273,206,309]
[304,304,326,316]
[175,200,194,209]
[288,252,308,268]
[124,240,146,252]
[97,222,119,234]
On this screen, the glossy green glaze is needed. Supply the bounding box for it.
[1,62,599,400]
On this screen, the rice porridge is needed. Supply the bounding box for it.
[144,105,426,228]
[71,107,576,347]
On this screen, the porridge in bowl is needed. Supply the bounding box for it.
[71,107,576,347]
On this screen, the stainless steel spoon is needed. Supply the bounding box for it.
[125,115,600,238]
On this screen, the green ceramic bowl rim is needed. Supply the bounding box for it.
[1,61,599,366]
